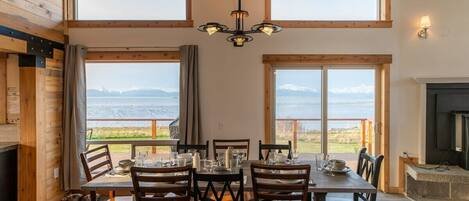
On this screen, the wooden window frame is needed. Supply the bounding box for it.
[265,0,392,28]
[263,54,392,192]
[66,0,193,28]
[85,51,181,62]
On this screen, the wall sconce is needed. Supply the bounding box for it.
[418,16,432,39]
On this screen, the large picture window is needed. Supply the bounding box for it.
[265,0,392,28]
[77,0,187,20]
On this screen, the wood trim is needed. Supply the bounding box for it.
[86,51,181,62]
[264,20,392,28]
[264,0,392,28]
[263,54,392,65]
[0,53,6,124]
[186,0,192,21]
[380,64,391,193]
[265,0,271,20]
[264,64,273,144]
[67,20,194,28]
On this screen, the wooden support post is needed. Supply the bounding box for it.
[360,120,366,148]
[367,120,373,155]
[152,120,157,153]
[18,54,46,201]
[292,120,298,153]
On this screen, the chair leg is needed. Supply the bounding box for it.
[370,193,377,201]
[353,193,359,201]
[90,191,97,201]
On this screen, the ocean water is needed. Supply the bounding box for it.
[87,96,374,129]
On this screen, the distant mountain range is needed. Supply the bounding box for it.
[87,89,178,97]
[88,88,372,99]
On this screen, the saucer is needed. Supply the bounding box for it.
[324,166,352,174]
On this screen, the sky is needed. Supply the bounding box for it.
[77,0,378,21]
[86,63,180,92]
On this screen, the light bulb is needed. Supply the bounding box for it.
[234,36,245,46]
[261,26,274,36]
[206,26,219,36]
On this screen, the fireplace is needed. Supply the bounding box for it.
[426,83,469,170]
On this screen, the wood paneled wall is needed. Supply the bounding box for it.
[45,49,64,201]
[18,49,64,201]
[0,0,64,43]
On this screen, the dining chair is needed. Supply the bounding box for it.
[258,140,292,160]
[131,165,193,201]
[354,148,385,201]
[213,139,250,160]
[250,163,311,201]
[81,145,132,201]
[176,140,209,159]
[193,169,244,201]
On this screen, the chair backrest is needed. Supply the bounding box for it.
[251,163,310,201]
[80,145,113,181]
[131,165,193,201]
[193,169,244,201]
[176,140,209,159]
[356,148,384,189]
[258,140,292,160]
[213,139,250,160]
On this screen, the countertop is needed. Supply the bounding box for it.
[0,142,19,153]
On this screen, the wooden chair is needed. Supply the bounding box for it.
[193,169,244,201]
[81,145,132,201]
[251,163,310,201]
[176,140,209,159]
[354,148,385,201]
[131,165,193,201]
[258,140,292,160]
[213,139,250,160]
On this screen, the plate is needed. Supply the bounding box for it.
[276,179,303,184]
[323,166,352,174]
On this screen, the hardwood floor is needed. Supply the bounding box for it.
[327,193,410,201]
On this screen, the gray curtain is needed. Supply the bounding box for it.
[62,45,87,191]
[179,45,200,144]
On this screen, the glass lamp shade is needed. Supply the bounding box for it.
[420,16,432,28]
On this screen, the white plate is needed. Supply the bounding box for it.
[276,179,303,184]
[324,166,352,174]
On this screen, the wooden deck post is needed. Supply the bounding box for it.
[367,120,373,154]
[151,120,157,153]
[292,120,298,153]
[360,120,366,147]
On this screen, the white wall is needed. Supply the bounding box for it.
[69,0,469,187]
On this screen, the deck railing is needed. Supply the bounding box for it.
[86,118,374,156]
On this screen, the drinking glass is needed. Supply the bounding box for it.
[216,153,225,167]
[170,152,178,166]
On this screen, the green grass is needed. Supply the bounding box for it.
[88,126,365,155]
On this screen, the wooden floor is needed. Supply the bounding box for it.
[327,193,410,201]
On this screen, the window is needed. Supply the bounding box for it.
[77,0,187,20]
[264,54,391,189]
[68,0,193,28]
[85,52,181,165]
[266,0,392,28]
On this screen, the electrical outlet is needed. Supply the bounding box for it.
[53,168,60,179]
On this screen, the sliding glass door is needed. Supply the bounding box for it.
[274,69,322,153]
[273,67,376,165]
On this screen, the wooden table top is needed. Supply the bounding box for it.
[81,160,376,194]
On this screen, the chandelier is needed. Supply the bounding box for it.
[198,0,282,47]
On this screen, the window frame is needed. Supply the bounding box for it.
[66,0,193,28]
[263,54,392,191]
[264,0,392,28]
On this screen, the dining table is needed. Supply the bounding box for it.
[81,160,376,201]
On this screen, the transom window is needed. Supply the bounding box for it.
[271,0,379,21]
[76,0,187,20]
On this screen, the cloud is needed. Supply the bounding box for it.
[278,84,318,92]
[329,84,374,94]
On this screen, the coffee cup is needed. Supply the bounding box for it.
[330,159,346,170]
